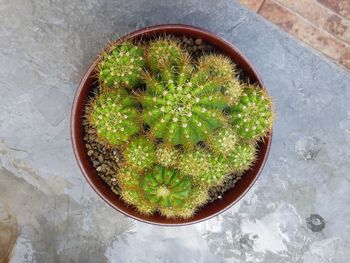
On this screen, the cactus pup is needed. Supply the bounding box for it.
[88,89,139,146]
[98,42,145,88]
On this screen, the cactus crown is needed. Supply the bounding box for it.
[88,36,274,219]
[88,89,139,145]
[98,42,145,88]
[141,45,232,146]
[231,86,273,140]
[141,166,192,208]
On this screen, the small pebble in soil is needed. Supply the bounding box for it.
[195,38,203,45]
[83,114,122,195]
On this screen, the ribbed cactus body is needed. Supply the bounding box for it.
[98,42,145,88]
[141,166,193,208]
[141,53,229,145]
[117,165,156,215]
[159,188,208,219]
[89,89,139,145]
[231,86,273,140]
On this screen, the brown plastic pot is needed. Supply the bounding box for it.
[71,24,272,226]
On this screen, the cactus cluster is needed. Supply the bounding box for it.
[87,37,273,219]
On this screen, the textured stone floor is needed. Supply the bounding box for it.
[1,0,350,262]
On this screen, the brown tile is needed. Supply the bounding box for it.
[259,0,348,62]
[258,0,298,32]
[340,48,350,68]
[239,0,265,12]
[317,0,350,21]
[325,15,348,36]
[276,0,350,44]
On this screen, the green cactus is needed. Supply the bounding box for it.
[231,85,273,140]
[155,144,180,168]
[98,42,145,88]
[209,126,238,155]
[88,89,139,145]
[123,137,156,170]
[141,166,203,217]
[228,143,256,173]
[223,79,243,105]
[117,165,156,215]
[141,51,229,145]
[178,148,231,187]
[159,187,208,219]
[146,38,183,74]
[197,54,235,83]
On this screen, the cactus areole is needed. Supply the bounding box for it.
[72,25,273,225]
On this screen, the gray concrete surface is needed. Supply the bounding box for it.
[1,0,350,262]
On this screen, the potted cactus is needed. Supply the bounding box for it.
[71,25,273,225]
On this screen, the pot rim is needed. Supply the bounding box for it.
[70,24,272,226]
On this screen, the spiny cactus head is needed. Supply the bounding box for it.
[197,54,235,83]
[178,149,210,178]
[209,126,238,155]
[228,143,256,173]
[146,38,184,73]
[179,149,231,187]
[141,166,193,209]
[98,42,145,88]
[123,137,156,170]
[155,144,180,168]
[117,165,156,215]
[224,79,243,105]
[88,89,139,145]
[159,184,208,219]
[141,76,228,145]
[231,85,273,140]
